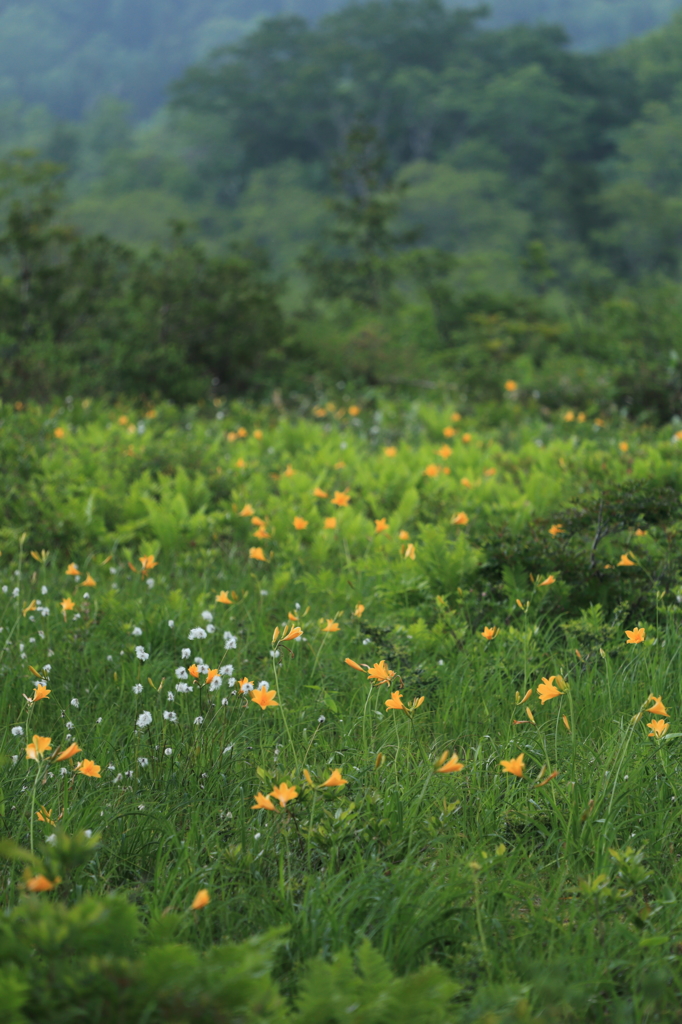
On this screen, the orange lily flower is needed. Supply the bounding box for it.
[398,529,410,540]
[345,658,365,672]
[293,516,308,530]
[451,512,469,526]
[270,783,298,807]
[76,759,101,778]
[252,792,276,810]
[367,661,395,684]
[36,806,55,825]
[249,547,268,562]
[65,563,80,576]
[537,677,562,704]
[22,600,37,616]
[188,665,200,679]
[504,380,518,391]
[313,487,328,498]
[375,518,389,533]
[26,874,59,892]
[239,504,255,517]
[385,691,406,710]
[80,574,96,587]
[322,769,348,787]
[331,491,351,507]
[625,627,646,644]
[31,684,51,702]
[139,555,158,573]
[480,626,498,640]
[539,575,556,586]
[648,696,669,717]
[61,597,75,614]
[26,736,52,760]
[281,624,303,643]
[548,524,564,537]
[436,752,463,774]
[324,516,337,529]
[215,591,232,604]
[322,619,340,632]
[648,719,670,739]
[282,464,296,477]
[54,742,81,762]
[618,553,635,567]
[423,464,440,477]
[500,753,525,778]
[251,688,278,709]
[443,426,456,438]
[190,889,210,910]
[437,445,452,459]
[353,603,365,618]
[384,446,397,457]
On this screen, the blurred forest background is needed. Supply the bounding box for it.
[5,0,682,413]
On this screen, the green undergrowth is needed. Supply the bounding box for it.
[1,394,682,1020]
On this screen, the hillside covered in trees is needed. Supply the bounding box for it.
[5,0,682,409]
[0,0,680,120]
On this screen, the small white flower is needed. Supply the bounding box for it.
[206,623,215,633]
[96,717,102,724]
[175,666,188,680]
[193,716,204,726]
[135,645,149,662]
[175,682,193,693]
[41,585,48,595]
[42,664,51,674]
[73,613,81,620]
[220,664,233,676]
[168,620,174,628]
[181,648,191,659]
[132,683,143,694]
[260,589,268,596]
[46,834,57,845]
[12,587,19,598]
[270,649,280,659]
[209,676,222,691]
[195,656,205,666]
[84,829,93,838]
[201,610,213,623]
[362,637,371,646]
[164,747,173,756]
[254,832,261,840]
[223,744,233,754]
[131,626,143,637]
[146,578,155,588]
[318,715,326,724]
[138,804,145,811]
[107,764,116,771]
[11,755,18,765]
[66,721,74,730]
[138,757,149,768]
[223,631,237,650]
[221,697,229,706]
[11,725,23,736]
[163,710,178,723]
[167,691,175,701]
[82,592,90,600]
[70,698,79,708]
[136,710,153,729]
[40,606,50,617]
[59,766,68,775]
[258,680,269,690]
[188,627,207,640]
[113,773,123,783]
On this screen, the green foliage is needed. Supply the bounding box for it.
[0,156,284,403]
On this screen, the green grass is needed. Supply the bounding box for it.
[2,394,682,1020]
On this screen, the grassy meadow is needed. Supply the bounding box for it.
[2,391,682,1021]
